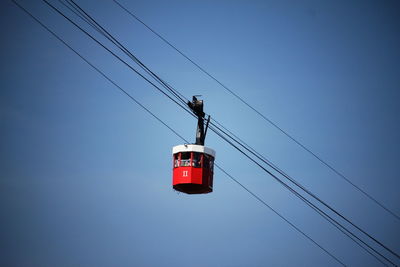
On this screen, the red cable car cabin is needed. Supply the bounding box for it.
[172,144,215,194]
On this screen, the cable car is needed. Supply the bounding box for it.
[172,96,216,194]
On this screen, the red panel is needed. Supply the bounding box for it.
[173,166,203,185]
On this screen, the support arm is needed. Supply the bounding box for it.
[188,96,208,145]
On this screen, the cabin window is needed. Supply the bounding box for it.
[203,155,214,172]
[181,152,191,167]
[192,152,202,168]
[173,152,212,169]
[173,153,179,168]
[209,157,214,172]
[203,155,210,169]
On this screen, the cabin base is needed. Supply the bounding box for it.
[173,183,212,194]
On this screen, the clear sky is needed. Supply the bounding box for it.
[1,0,399,266]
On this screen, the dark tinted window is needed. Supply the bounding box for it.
[203,155,214,171]
[192,152,202,168]
[173,154,179,168]
[181,152,190,167]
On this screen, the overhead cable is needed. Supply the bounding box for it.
[111,0,400,221]
[208,120,399,262]
[43,1,398,264]
[67,0,189,107]
[10,2,347,265]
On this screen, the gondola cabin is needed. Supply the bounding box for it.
[172,144,215,194]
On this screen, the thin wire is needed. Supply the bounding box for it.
[209,119,394,265]
[60,0,190,126]
[215,164,347,267]
[57,0,97,30]
[10,2,346,265]
[111,0,400,221]
[66,0,189,107]
[207,124,394,266]
[44,1,398,263]
[208,119,400,261]
[41,0,194,120]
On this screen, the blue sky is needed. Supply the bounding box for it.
[1,0,399,266]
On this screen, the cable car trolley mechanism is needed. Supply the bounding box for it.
[172,96,215,194]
